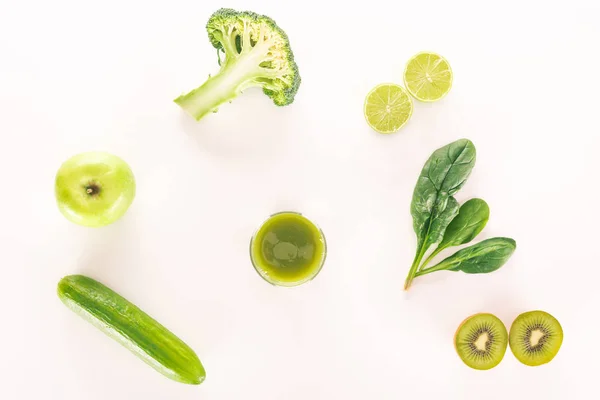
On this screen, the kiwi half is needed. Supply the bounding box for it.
[509,310,563,366]
[454,313,508,370]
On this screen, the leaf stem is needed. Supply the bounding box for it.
[404,245,427,290]
[417,248,441,272]
[414,260,452,277]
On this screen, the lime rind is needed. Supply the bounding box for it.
[363,83,414,134]
[403,52,453,102]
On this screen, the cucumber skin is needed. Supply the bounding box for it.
[57,274,206,385]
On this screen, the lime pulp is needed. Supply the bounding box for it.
[403,52,453,102]
[364,83,413,134]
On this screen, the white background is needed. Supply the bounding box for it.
[1,0,598,399]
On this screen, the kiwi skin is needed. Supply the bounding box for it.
[454,313,508,371]
[509,310,563,367]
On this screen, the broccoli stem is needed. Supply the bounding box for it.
[174,42,276,121]
[174,68,245,121]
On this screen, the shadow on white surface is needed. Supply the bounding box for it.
[73,208,142,289]
[177,91,295,166]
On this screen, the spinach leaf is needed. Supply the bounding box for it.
[419,198,490,269]
[440,198,489,248]
[410,139,476,243]
[415,237,516,277]
[404,139,476,289]
[423,195,460,250]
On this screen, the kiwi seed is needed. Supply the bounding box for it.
[508,310,563,367]
[454,313,508,370]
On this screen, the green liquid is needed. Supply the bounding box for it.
[250,212,326,286]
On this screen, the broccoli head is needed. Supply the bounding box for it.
[174,8,301,121]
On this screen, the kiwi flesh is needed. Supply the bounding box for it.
[454,313,508,370]
[509,310,563,366]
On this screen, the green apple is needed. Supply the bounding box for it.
[55,152,136,227]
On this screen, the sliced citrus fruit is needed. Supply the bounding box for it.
[403,52,453,102]
[364,83,413,134]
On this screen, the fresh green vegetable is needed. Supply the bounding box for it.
[174,8,301,121]
[404,139,516,290]
[419,198,490,269]
[57,275,206,385]
[404,139,475,289]
[415,238,516,276]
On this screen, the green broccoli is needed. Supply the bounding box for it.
[174,8,301,121]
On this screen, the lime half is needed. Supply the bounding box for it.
[403,52,453,102]
[364,83,413,134]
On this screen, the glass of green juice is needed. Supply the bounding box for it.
[249,211,327,287]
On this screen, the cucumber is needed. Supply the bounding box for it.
[57,274,206,385]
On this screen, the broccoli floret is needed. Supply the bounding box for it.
[174,8,301,121]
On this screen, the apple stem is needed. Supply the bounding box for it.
[85,183,101,196]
